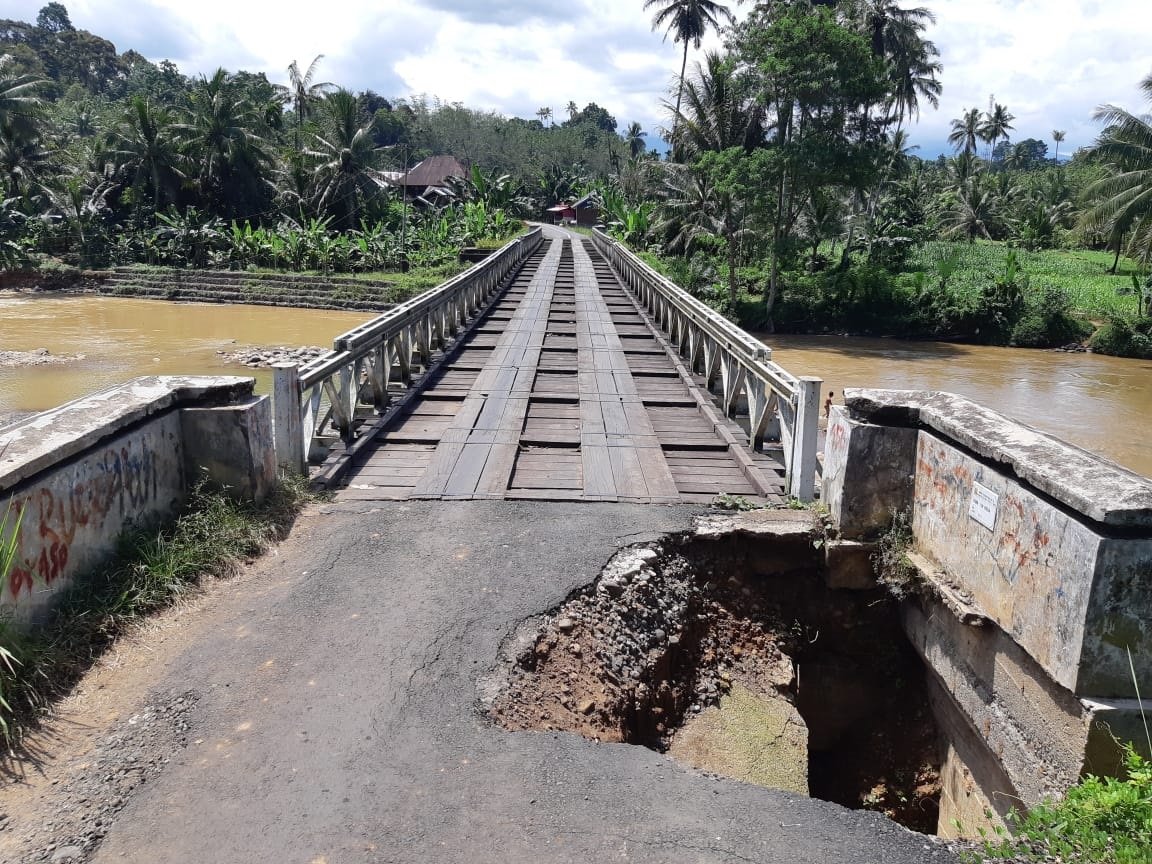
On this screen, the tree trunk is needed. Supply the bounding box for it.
[673,41,689,139]
[1111,240,1122,275]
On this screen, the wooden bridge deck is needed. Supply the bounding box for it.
[335,235,785,504]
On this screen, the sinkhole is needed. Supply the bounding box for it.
[486,512,943,835]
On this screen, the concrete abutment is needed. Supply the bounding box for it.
[823,388,1152,837]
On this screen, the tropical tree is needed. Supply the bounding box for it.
[624,121,648,159]
[306,89,387,228]
[280,55,333,148]
[566,101,578,122]
[177,68,274,218]
[536,106,552,128]
[940,180,998,242]
[1052,129,1065,164]
[107,95,185,212]
[849,0,941,129]
[0,119,51,198]
[667,51,761,157]
[0,54,46,140]
[644,0,735,133]
[1081,72,1152,269]
[980,102,1015,163]
[948,107,982,156]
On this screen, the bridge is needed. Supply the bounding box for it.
[273,225,822,505]
[2,226,1151,861]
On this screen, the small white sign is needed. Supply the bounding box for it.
[969,482,999,531]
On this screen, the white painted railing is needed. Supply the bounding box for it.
[272,228,544,472]
[591,229,822,501]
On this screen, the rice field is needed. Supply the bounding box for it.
[907,241,1146,319]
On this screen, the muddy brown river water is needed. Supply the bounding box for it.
[0,294,365,419]
[1,295,1148,478]
[767,335,1152,478]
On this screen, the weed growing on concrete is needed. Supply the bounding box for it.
[874,510,919,600]
[968,746,1152,864]
[0,475,314,744]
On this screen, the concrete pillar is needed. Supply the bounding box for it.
[181,395,277,503]
[272,363,306,476]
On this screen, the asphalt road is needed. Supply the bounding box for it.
[89,500,956,864]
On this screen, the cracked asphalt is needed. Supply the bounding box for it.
[85,500,956,864]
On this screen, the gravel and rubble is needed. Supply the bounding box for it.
[218,345,327,368]
[488,542,795,748]
[4,690,198,864]
[0,348,85,368]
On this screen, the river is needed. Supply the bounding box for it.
[0,294,365,417]
[766,335,1152,478]
[2,296,1147,478]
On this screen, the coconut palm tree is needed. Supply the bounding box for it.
[0,119,51,198]
[948,108,982,156]
[624,121,648,159]
[536,107,552,128]
[980,102,1015,163]
[280,55,333,149]
[668,51,762,158]
[107,95,185,212]
[849,0,941,128]
[566,101,578,122]
[644,0,735,135]
[306,89,387,229]
[941,180,998,242]
[0,54,45,140]
[177,68,274,217]
[1080,73,1152,269]
[656,162,746,305]
[1052,129,1066,165]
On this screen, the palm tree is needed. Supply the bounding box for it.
[107,95,185,212]
[948,108,982,156]
[536,106,552,128]
[281,55,333,149]
[624,121,648,159]
[644,0,735,135]
[851,0,941,128]
[306,89,387,229]
[177,68,274,217]
[0,119,51,198]
[657,162,745,305]
[941,180,998,242]
[0,54,45,140]
[668,51,762,158]
[1052,129,1066,165]
[1080,73,1152,270]
[566,101,578,122]
[980,102,1015,163]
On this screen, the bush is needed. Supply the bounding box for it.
[1011,287,1092,348]
[1089,317,1152,359]
[972,746,1152,864]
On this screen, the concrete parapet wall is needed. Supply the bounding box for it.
[823,388,1152,829]
[1,376,273,622]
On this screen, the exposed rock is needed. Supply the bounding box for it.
[218,345,327,368]
[0,348,85,368]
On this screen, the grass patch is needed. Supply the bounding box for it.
[0,476,314,744]
[907,241,1146,319]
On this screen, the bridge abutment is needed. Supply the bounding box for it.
[823,389,1152,837]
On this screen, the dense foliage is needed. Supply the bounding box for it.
[625,0,1152,355]
[0,5,646,273]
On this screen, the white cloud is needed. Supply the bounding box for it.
[5,0,1151,155]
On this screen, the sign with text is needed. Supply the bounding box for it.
[969,482,999,531]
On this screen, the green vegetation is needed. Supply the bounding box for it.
[0,6,639,275]
[0,478,313,743]
[967,747,1152,864]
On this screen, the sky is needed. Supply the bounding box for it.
[7,0,1152,158]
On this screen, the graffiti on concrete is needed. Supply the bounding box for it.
[6,440,161,600]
